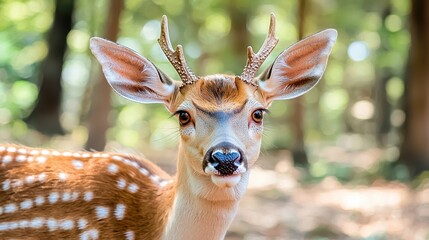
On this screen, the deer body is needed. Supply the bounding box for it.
[0,14,336,239]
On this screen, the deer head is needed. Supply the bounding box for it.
[89,14,337,191]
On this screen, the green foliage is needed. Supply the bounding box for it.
[0,0,411,181]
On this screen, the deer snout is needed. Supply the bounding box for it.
[203,143,247,177]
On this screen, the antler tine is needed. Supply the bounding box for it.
[158,15,198,85]
[239,13,279,85]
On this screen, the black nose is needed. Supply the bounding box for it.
[203,143,245,176]
[211,151,241,166]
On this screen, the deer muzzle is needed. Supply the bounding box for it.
[203,142,247,188]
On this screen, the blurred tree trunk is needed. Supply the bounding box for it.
[375,6,393,146]
[291,0,309,166]
[86,0,124,151]
[26,0,75,135]
[400,0,429,175]
[227,1,251,73]
[375,72,392,145]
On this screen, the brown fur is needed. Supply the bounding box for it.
[0,145,174,239]
[186,75,252,113]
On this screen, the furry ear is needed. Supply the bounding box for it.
[90,37,178,105]
[257,29,337,102]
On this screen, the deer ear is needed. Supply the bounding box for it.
[90,37,178,105]
[257,29,337,102]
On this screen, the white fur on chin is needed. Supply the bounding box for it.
[211,174,242,188]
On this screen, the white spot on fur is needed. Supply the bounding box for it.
[80,228,99,240]
[17,148,27,154]
[78,218,88,230]
[52,150,61,156]
[139,167,149,176]
[7,147,16,153]
[48,192,60,204]
[2,179,11,191]
[95,206,109,219]
[4,203,17,213]
[150,174,161,183]
[58,172,68,181]
[73,153,81,158]
[2,155,12,164]
[101,153,110,158]
[71,192,79,201]
[20,199,33,209]
[82,153,91,158]
[72,159,84,170]
[25,175,36,184]
[114,204,126,220]
[92,153,101,157]
[41,149,50,155]
[127,183,139,193]
[128,161,139,168]
[84,191,94,202]
[117,178,126,189]
[38,173,47,182]
[63,152,72,157]
[30,149,39,155]
[9,221,18,229]
[0,146,5,152]
[0,222,7,231]
[47,218,58,231]
[62,192,72,202]
[18,219,30,228]
[16,155,27,162]
[36,156,47,164]
[125,230,135,240]
[30,217,44,228]
[0,221,17,231]
[160,180,173,187]
[60,219,74,230]
[27,156,34,162]
[35,195,45,206]
[107,163,119,174]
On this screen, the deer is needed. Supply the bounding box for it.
[0,14,336,239]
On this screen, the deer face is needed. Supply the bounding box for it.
[170,76,266,188]
[90,14,337,188]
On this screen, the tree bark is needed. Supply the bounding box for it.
[400,0,429,175]
[291,0,309,166]
[26,0,75,135]
[85,0,124,151]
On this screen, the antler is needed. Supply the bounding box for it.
[158,15,198,86]
[239,13,279,85]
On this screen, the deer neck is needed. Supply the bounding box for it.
[162,145,249,240]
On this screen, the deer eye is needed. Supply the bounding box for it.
[252,109,265,123]
[177,111,191,126]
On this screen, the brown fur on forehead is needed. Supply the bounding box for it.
[189,75,251,112]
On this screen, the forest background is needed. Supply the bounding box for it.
[1,0,429,239]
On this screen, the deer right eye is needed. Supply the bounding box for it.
[177,111,191,126]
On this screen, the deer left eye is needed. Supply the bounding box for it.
[177,111,191,126]
[252,109,264,123]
